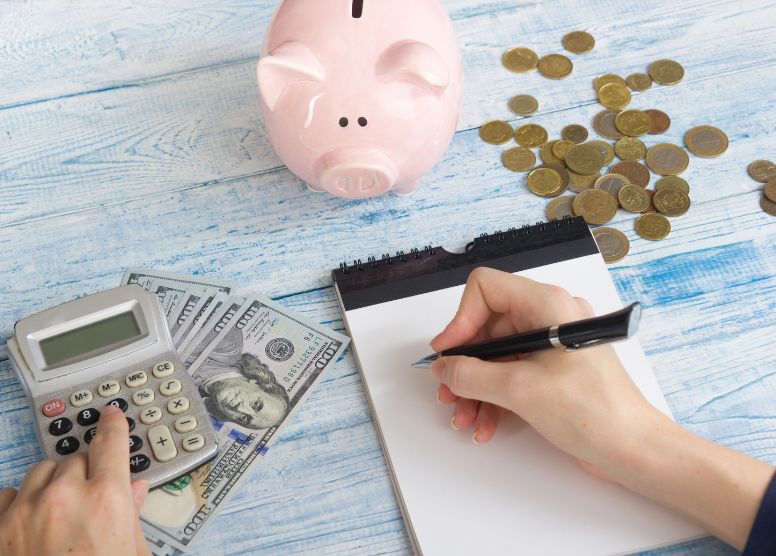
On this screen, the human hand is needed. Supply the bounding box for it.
[0,406,151,556]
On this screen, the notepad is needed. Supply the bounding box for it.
[331,217,705,556]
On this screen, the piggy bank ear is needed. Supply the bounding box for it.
[376,40,450,97]
[257,41,325,112]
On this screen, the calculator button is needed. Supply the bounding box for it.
[182,434,205,453]
[167,397,190,415]
[152,361,175,379]
[56,437,80,455]
[174,416,197,434]
[42,399,66,418]
[129,454,151,473]
[106,398,129,412]
[132,389,155,406]
[84,428,97,444]
[159,379,182,397]
[126,417,136,432]
[139,407,163,425]
[97,380,121,398]
[77,408,100,427]
[148,425,177,462]
[70,390,93,408]
[49,417,72,436]
[125,371,148,388]
[129,435,143,453]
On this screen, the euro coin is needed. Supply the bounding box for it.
[562,124,588,144]
[685,126,729,158]
[595,173,631,201]
[503,48,539,73]
[552,140,576,161]
[764,180,776,203]
[642,190,656,213]
[573,189,618,226]
[611,160,650,187]
[761,195,776,216]
[480,120,514,144]
[656,176,689,194]
[509,94,539,116]
[593,227,630,263]
[749,160,776,183]
[635,213,671,240]
[502,147,536,172]
[618,184,650,212]
[538,54,573,79]
[527,167,563,197]
[547,196,577,220]
[615,110,652,137]
[587,140,615,165]
[593,74,626,92]
[644,109,671,134]
[649,59,684,85]
[593,109,625,140]
[535,163,570,192]
[626,73,652,92]
[565,143,605,175]
[568,170,600,193]
[615,137,647,161]
[563,31,595,54]
[653,187,691,216]
[514,123,548,148]
[646,144,690,175]
[598,83,631,109]
[541,140,566,167]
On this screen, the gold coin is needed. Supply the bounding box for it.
[615,137,646,161]
[562,31,595,54]
[535,163,570,192]
[656,176,689,194]
[614,110,652,137]
[649,59,685,85]
[552,140,576,161]
[626,73,652,92]
[562,124,588,144]
[527,167,563,197]
[685,126,729,158]
[598,83,631,109]
[592,227,630,263]
[540,140,566,167]
[480,120,514,145]
[645,144,690,175]
[618,184,650,212]
[509,94,539,116]
[587,140,615,165]
[593,109,624,140]
[502,147,536,172]
[764,180,776,203]
[610,160,650,187]
[565,143,605,175]
[595,173,631,201]
[503,47,539,73]
[568,170,600,193]
[514,123,548,148]
[538,54,573,80]
[635,213,671,240]
[653,187,691,216]
[546,196,577,220]
[573,189,618,226]
[761,195,776,216]
[749,160,776,183]
[593,74,626,92]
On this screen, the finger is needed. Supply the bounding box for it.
[573,297,595,318]
[88,405,129,481]
[431,355,529,410]
[0,488,17,514]
[51,451,88,482]
[131,480,149,512]
[452,397,479,430]
[15,460,58,501]
[473,403,508,444]
[437,383,458,404]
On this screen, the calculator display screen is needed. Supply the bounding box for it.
[39,312,142,367]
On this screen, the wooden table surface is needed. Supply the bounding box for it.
[2,0,775,554]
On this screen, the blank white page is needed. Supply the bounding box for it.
[344,253,705,556]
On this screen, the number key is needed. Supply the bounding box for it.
[56,437,80,455]
[129,435,143,453]
[77,408,100,427]
[49,417,72,436]
[106,398,129,412]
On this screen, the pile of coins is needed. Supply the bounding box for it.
[748,160,776,215]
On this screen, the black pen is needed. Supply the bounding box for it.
[412,302,642,368]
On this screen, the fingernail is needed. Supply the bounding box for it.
[473,430,480,444]
[431,358,446,382]
[451,412,460,431]
[102,405,121,416]
[436,390,443,404]
[133,480,149,509]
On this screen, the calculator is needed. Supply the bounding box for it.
[7,285,219,489]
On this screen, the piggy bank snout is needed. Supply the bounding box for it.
[315,149,400,198]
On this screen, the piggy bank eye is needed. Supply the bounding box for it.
[358,117,367,127]
[339,117,348,127]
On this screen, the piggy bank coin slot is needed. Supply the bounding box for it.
[352,0,363,18]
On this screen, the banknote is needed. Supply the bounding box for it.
[168,288,216,342]
[179,295,245,363]
[121,268,238,296]
[139,293,350,552]
[148,280,190,325]
[175,292,229,353]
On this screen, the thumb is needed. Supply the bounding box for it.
[431,355,523,409]
[131,480,149,512]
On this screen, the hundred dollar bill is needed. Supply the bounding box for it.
[169,288,216,342]
[176,292,229,353]
[147,279,190,325]
[121,268,238,296]
[179,295,245,363]
[139,293,350,552]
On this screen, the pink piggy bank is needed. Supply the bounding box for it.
[257,0,463,198]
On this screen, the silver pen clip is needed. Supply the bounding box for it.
[564,336,627,352]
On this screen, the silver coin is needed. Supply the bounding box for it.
[594,232,623,258]
[552,199,576,219]
[594,173,630,199]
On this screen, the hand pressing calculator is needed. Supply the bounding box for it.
[7,285,219,489]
